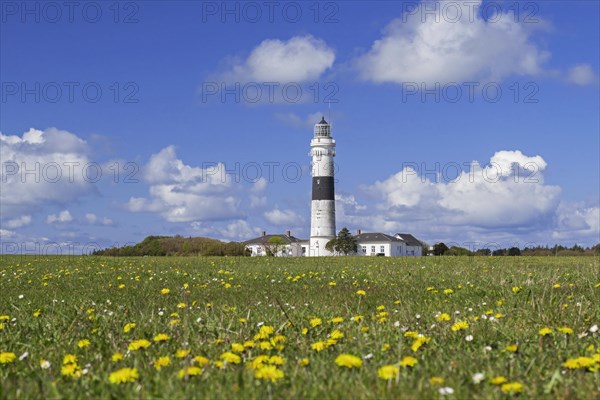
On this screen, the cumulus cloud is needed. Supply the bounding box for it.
[1,128,96,217]
[355,0,550,85]
[368,150,560,228]
[126,146,244,223]
[566,64,598,86]
[4,215,32,229]
[553,203,599,241]
[47,210,74,224]
[190,219,261,241]
[274,111,329,129]
[221,35,335,82]
[263,208,304,226]
[84,213,114,226]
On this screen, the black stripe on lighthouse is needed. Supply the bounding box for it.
[312,176,335,200]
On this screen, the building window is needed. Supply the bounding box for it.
[380,245,385,253]
[362,246,366,253]
[371,246,375,253]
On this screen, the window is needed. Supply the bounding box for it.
[380,245,385,253]
[362,246,366,254]
[371,246,375,253]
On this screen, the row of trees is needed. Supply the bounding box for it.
[92,235,248,257]
[430,242,600,256]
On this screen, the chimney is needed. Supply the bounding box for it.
[262,231,266,237]
[286,230,291,237]
[356,229,361,235]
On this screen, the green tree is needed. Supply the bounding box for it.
[433,242,449,256]
[336,227,358,255]
[265,236,287,257]
[507,247,521,256]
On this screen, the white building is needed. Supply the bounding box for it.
[395,233,423,256]
[354,231,423,256]
[244,231,305,257]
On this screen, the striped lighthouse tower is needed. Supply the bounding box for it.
[309,117,336,256]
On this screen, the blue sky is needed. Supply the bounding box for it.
[1,0,599,253]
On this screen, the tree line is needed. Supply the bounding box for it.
[92,235,249,257]
[429,242,600,256]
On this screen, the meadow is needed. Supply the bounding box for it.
[0,255,598,399]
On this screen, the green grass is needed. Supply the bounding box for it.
[0,255,599,399]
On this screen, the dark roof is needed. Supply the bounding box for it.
[244,234,304,245]
[355,232,401,243]
[318,116,328,125]
[396,233,422,247]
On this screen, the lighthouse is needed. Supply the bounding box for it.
[309,117,336,256]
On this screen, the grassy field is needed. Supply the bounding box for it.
[0,255,598,399]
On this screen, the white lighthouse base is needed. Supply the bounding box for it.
[309,237,335,256]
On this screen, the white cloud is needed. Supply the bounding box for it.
[0,229,16,238]
[221,35,335,82]
[5,215,32,229]
[334,150,596,246]
[274,112,329,129]
[263,208,304,226]
[126,146,244,223]
[355,0,550,85]
[47,210,73,224]
[368,150,560,228]
[190,219,261,241]
[552,203,599,241]
[1,128,95,217]
[84,213,114,226]
[566,64,598,86]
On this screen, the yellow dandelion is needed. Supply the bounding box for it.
[77,339,90,349]
[255,365,284,382]
[154,356,171,370]
[558,326,574,335]
[310,318,322,328]
[311,341,327,352]
[504,344,518,353]
[501,382,523,394]
[430,376,444,385]
[128,339,151,351]
[335,354,362,368]
[0,352,16,364]
[108,368,139,384]
[61,363,82,378]
[269,355,285,365]
[298,358,310,367]
[220,352,241,364]
[123,323,136,333]
[193,355,210,366]
[63,354,77,365]
[175,349,190,359]
[538,327,553,336]
[231,343,245,353]
[177,302,186,309]
[356,290,366,296]
[399,356,418,367]
[451,321,469,331]
[178,366,202,378]
[330,330,344,340]
[377,365,399,380]
[331,317,344,324]
[153,333,170,342]
[436,313,451,321]
[490,376,507,385]
[160,288,170,295]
